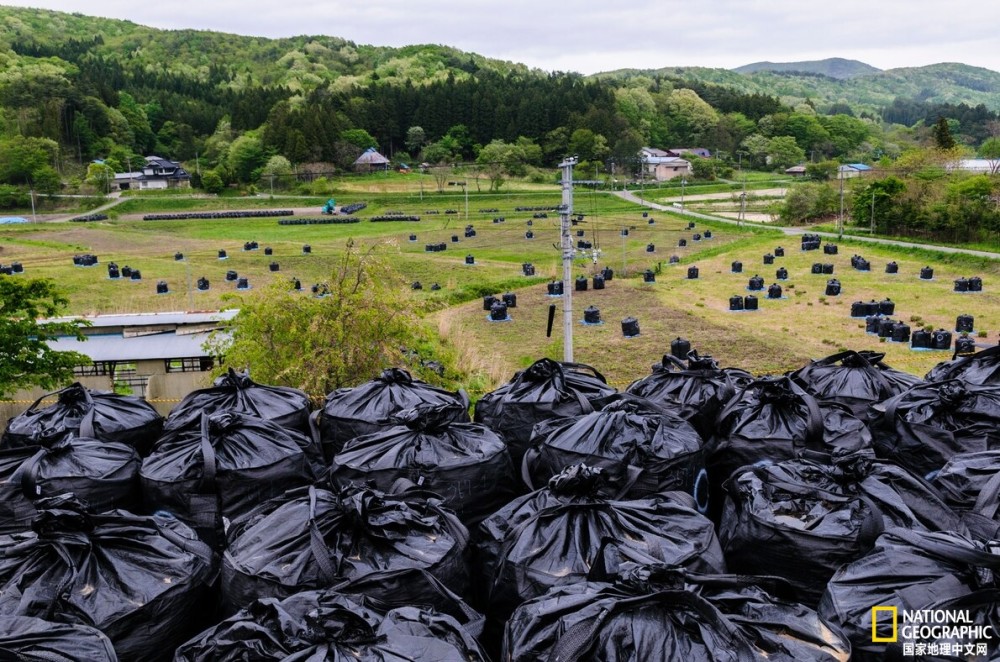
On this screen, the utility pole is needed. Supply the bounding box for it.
[559,157,577,363]
[870,188,876,234]
[838,174,845,238]
[621,227,627,277]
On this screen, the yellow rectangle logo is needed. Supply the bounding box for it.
[872,606,898,643]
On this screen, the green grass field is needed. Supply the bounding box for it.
[4,186,999,395]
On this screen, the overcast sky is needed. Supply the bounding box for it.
[5,1,1000,75]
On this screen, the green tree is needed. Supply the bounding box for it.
[200,170,225,194]
[568,129,609,163]
[852,177,907,232]
[978,136,1000,175]
[779,182,839,224]
[476,139,529,191]
[84,162,114,193]
[340,128,378,151]
[739,134,770,170]
[933,116,956,150]
[805,160,839,181]
[689,156,716,181]
[31,165,61,195]
[405,126,427,155]
[0,136,59,185]
[117,92,156,154]
[208,241,433,395]
[664,89,719,145]
[422,139,457,165]
[0,278,90,397]
[226,134,267,183]
[261,155,293,190]
[766,136,806,170]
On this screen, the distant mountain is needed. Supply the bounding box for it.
[596,62,1000,113]
[733,58,881,80]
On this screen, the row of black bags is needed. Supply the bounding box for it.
[5,345,1000,659]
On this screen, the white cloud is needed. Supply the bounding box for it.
[3,0,1000,74]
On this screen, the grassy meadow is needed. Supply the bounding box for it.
[3,183,999,395]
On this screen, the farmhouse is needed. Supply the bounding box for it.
[115,156,192,191]
[639,147,692,181]
[0,311,234,422]
[353,147,391,173]
[838,163,873,179]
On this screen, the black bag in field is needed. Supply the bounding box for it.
[719,450,964,605]
[504,563,851,662]
[2,382,163,455]
[521,396,707,508]
[476,464,725,625]
[819,528,1000,661]
[0,494,216,662]
[141,411,323,547]
[330,403,517,526]
[318,368,470,460]
[0,435,140,535]
[177,569,487,661]
[474,359,617,464]
[870,379,1000,479]
[0,616,117,662]
[164,368,312,434]
[626,352,753,439]
[221,484,470,614]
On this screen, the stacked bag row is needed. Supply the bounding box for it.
[4,342,1000,659]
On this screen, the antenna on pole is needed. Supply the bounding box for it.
[559,157,577,363]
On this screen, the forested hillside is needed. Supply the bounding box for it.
[733,58,881,79]
[0,5,998,211]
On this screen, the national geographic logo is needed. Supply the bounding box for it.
[872,607,993,657]
[872,606,898,643]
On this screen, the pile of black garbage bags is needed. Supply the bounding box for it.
[3,347,1000,661]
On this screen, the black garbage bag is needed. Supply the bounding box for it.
[0,435,140,535]
[476,464,725,629]
[521,397,707,509]
[625,351,753,439]
[177,570,487,661]
[164,368,312,435]
[0,494,216,662]
[504,562,851,662]
[719,449,964,605]
[0,615,117,661]
[870,379,1000,479]
[926,344,1000,385]
[932,450,1000,541]
[790,349,923,422]
[329,404,517,527]
[708,376,872,518]
[2,383,163,455]
[141,411,323,548]
[318,368,470,461]
[819,528,1000,661]
[222,484,469,614]
[474,359,618,465]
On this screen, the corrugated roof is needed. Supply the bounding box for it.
[43,310,238,328]
[47,331,224,361]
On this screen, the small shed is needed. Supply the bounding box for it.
[353,147,390,173]
[785,164,807,177]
